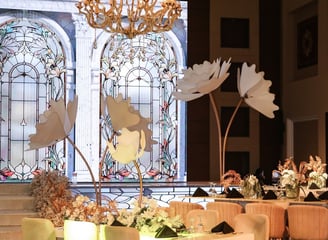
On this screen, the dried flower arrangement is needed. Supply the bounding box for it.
[31,170,73,227]
[275,155,327,189]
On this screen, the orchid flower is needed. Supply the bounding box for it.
[28,96,78,150]
[173,58,231,101]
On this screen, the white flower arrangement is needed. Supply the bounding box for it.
[308,171,328,189]
[240,174,262,198]
[280,170,298,189]
[116,198,184,234]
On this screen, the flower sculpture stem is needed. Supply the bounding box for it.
[222,98,243,174]
[209,92,223,178]
[133,159,143,207]
[98,144,109,205]
[66,137,100,205]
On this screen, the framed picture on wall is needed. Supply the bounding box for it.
[297,16,318,69]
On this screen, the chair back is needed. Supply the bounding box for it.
[64,220,98,240]
[185,209,219,232]
[233,213,269,240]
[100,225,140,240]
[206,201,243,226]
[245,202,287,238]
[168,201,204,223]
[22,217,56,240]
[287,205,328,240]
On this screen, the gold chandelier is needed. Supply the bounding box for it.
[76,0,182,39]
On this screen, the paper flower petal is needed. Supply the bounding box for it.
[128,112,157,152]
[238,62,279,118]
[106,94,140,131]
[107,128,145,164]
[173,58,231,101]
[172,91,205,101]
[28,96,78,150]
[237,63,264,97]
[244,79,279,118]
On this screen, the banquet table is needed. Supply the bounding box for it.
[182,186,328,209]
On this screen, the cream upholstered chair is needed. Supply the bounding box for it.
[22,217,56,240]
[100,225,140,240]
[287,205,328,240]
[206,201,243,226]
[233,213,269,240]
[64,220,98,240]
[245,202,287,239]
[168,201,204,224]
[185,209,219,232]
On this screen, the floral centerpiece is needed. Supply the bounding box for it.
[305,155,327,189]
[31,171,184,235]
[279,169,300,198]
[116,198,184,235]
[275,155,327,196]
[240,174,262,199]
[219,170,241,193]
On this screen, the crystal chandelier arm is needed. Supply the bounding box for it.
[76,0,182,38]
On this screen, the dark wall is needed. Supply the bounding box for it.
[259,0,283,184]
[186,0,211,181]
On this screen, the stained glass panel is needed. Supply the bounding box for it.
[0,17,66,180]
[100,33,181,181]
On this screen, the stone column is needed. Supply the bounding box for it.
[72,13,99,181]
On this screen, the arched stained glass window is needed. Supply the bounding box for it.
[0,17,66,180]
[100,33,184,181]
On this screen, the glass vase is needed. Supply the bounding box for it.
[285,186,299,199]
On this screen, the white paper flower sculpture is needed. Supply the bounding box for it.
[237,62,279,118]
[173,59,231,176]
[173,58,279,179]
[173,58,231,101]
[102,93,156,206]
[28,96,78,150]
[28,95,102,204]
[221,62,279,174]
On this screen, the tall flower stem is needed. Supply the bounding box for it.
[222,98,243,173]
[209,92,223,178]
[98,144,109,206]
[133,159,143,207]
[66,137,100,205]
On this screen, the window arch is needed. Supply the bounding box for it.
[99,33,185,181]
[0,16,68,180]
